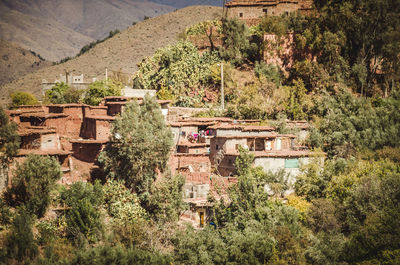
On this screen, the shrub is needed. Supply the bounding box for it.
[83,80,122,106]
[4,154,62,218]
[10,91,38,108]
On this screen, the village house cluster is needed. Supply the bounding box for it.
[2,95,317,227]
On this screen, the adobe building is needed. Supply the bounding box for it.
[225,0,313,25]
[208,124,314,181]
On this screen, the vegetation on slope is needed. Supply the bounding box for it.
[0,1,399,264]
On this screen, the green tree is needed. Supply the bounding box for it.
[283,79,307,120]
[83,80,122,106]
[0,107,20,189]
[98,94,173,210]
[10,91,38,109]
[1,208,38,263]
[4,154,62,218]
[315,0,400,94]
[219,18,251,65]
[133,41,220,105]
[61,181,104,242]
[45,82,69,104]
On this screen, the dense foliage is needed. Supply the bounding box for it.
[0,107,20,166]
[45,82,84,104]
[133,41,220,106]
[83,80,122,106]
[4,154,62,218]
[10,91,38,108]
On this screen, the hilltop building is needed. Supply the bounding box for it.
[42,74,93,94]
[225,0,313,24]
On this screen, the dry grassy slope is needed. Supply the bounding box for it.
[0,10,95,62]
[0,0,174,61]
[0,5,223,104]
[149,0,222,8]
[0,40,52,87]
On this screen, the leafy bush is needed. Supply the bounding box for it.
[61,181,104,242]
[45,82,84,104]
[1,209,38,263]
[10,91,38,108]
[254,61,282,86]
[133,41,220,105]
[66,245,171,265]
[103,179,147,224]
[4,154,62,218]
[83,80,122,106]
[0,107,20,165]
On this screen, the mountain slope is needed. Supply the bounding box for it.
[0,0,175,61]
[149,0,222,8]
[0,40,52,87]
[0,5,223,104]
[0,9,94,62]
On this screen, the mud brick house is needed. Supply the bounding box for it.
[208,123,313,180]
[226,0,313,25]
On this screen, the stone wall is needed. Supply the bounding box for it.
[168,107,208,122]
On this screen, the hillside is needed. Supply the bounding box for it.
[0,40,52,87]
[149,0,222,8]
[0,0,175,61]
[0,5,223,104]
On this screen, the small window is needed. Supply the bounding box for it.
[239,12,243,18]
[263,8,268,14]
[285,159,299,168]
[285,11,289,16]
[216,144,219,150]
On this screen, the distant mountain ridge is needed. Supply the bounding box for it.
[0,0,175,61]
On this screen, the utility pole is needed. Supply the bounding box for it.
[221,63,224,110]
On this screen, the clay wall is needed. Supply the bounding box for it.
[168,107,207,122]
[72,143,103,163]
[41,133,60,150]
[81,118,96,139]
[217,155,237,177]
[45,116,82,139]
[107,104,123,116]
[86,106,108,116]
[21,134,41,149]
[227,5,265,20]
[95,120,112,141]
[170,154,211,176]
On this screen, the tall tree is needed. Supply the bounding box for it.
[98,94,173,207]
[315,0,400,94]
[0,107,19,190]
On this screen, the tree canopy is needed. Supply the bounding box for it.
[98,94,174,209]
